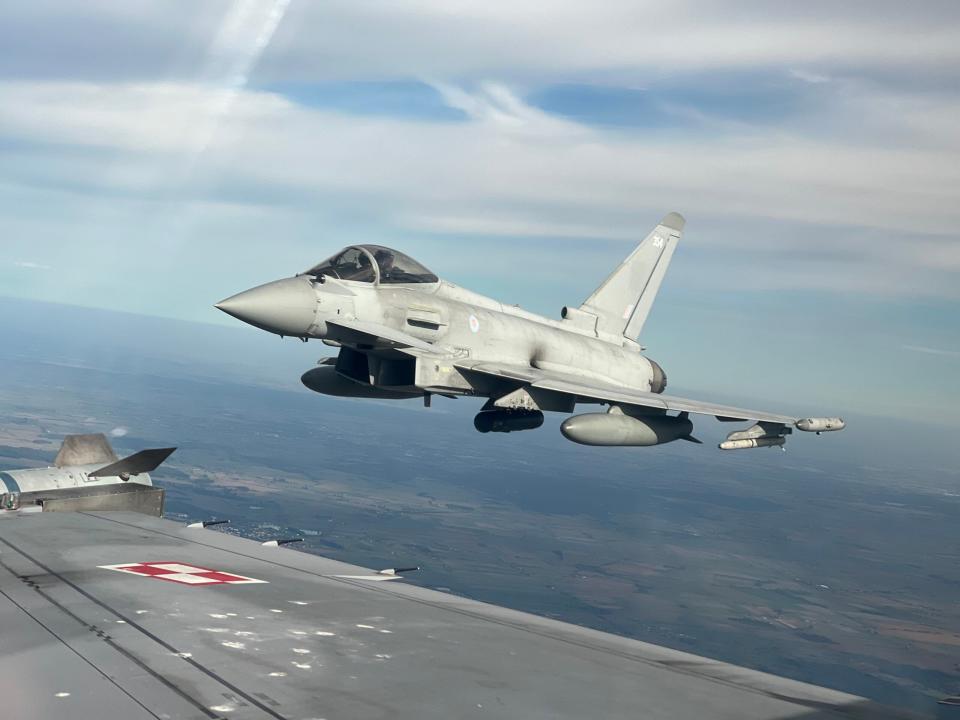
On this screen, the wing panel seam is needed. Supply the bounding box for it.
[0,578,168,720]
[82,513,859,715]
[0,534,290,720]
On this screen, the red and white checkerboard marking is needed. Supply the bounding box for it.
[98,562,267,586]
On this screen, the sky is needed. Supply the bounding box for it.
[0,1,958,428]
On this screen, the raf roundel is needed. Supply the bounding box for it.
[99,561,268,586]
[468,314,480,333]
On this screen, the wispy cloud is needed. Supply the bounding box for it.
[902,344,960,358]
[13,260,52,270]
[427,81,582,136]
[789,68,831,84]
[1,78,956,298]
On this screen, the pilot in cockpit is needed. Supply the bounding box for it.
[374,249,396,281]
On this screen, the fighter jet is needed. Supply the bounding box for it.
[0,433,174,513]
[216,213,844,450]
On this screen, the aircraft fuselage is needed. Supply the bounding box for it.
[218,274,664,404]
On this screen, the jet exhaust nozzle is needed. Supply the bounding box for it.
[474,409,544,433]
[560,412,693,446]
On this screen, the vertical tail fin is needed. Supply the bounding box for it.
[580,212,684,341]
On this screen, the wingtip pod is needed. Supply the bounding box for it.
[660,212,685,232]
[795,417,845,433]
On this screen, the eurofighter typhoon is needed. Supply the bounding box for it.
[216,213,844,450]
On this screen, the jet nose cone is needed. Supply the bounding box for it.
[216,277,316,336]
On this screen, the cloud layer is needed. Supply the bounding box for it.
[0,1,958,305]
[0,1,958,425]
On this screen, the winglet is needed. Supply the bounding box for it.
[88,447,177,478]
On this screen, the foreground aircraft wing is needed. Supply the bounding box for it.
[457,361,798,424]
[0,510,910,720]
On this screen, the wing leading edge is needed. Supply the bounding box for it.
[456,360,798,425]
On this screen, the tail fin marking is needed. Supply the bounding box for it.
[580,212,684,341]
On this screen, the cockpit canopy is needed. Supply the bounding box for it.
[306,245,438,285]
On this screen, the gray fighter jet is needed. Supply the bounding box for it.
[216,213,844,450]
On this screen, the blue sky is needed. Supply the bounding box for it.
[0,1,958,428]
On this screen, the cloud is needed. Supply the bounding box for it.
[109,426,128,437]
[902,345,960,358]
[428,81,583,136]
[0,80,955,276]
[14,260,52,270]
[6,2,959,84]
[0,2,957,313]
[790,69,831,84]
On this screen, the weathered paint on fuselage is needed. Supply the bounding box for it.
[307,276,660,394]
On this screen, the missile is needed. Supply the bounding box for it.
[795,417,845,433]
[560,412,693,447]
[187,519,230,529]
[378,567,420,576]
[719,436,786,450]
[262,537,304,547]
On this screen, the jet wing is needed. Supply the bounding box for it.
[325,318,436,352]
[533,376,798,424]
[456,360,798,424]
[0,510,910,720]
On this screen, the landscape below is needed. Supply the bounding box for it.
[1,296,957,716]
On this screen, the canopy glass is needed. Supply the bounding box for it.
[307,245,438,284]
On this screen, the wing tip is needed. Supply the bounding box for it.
[660,212,685,232]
